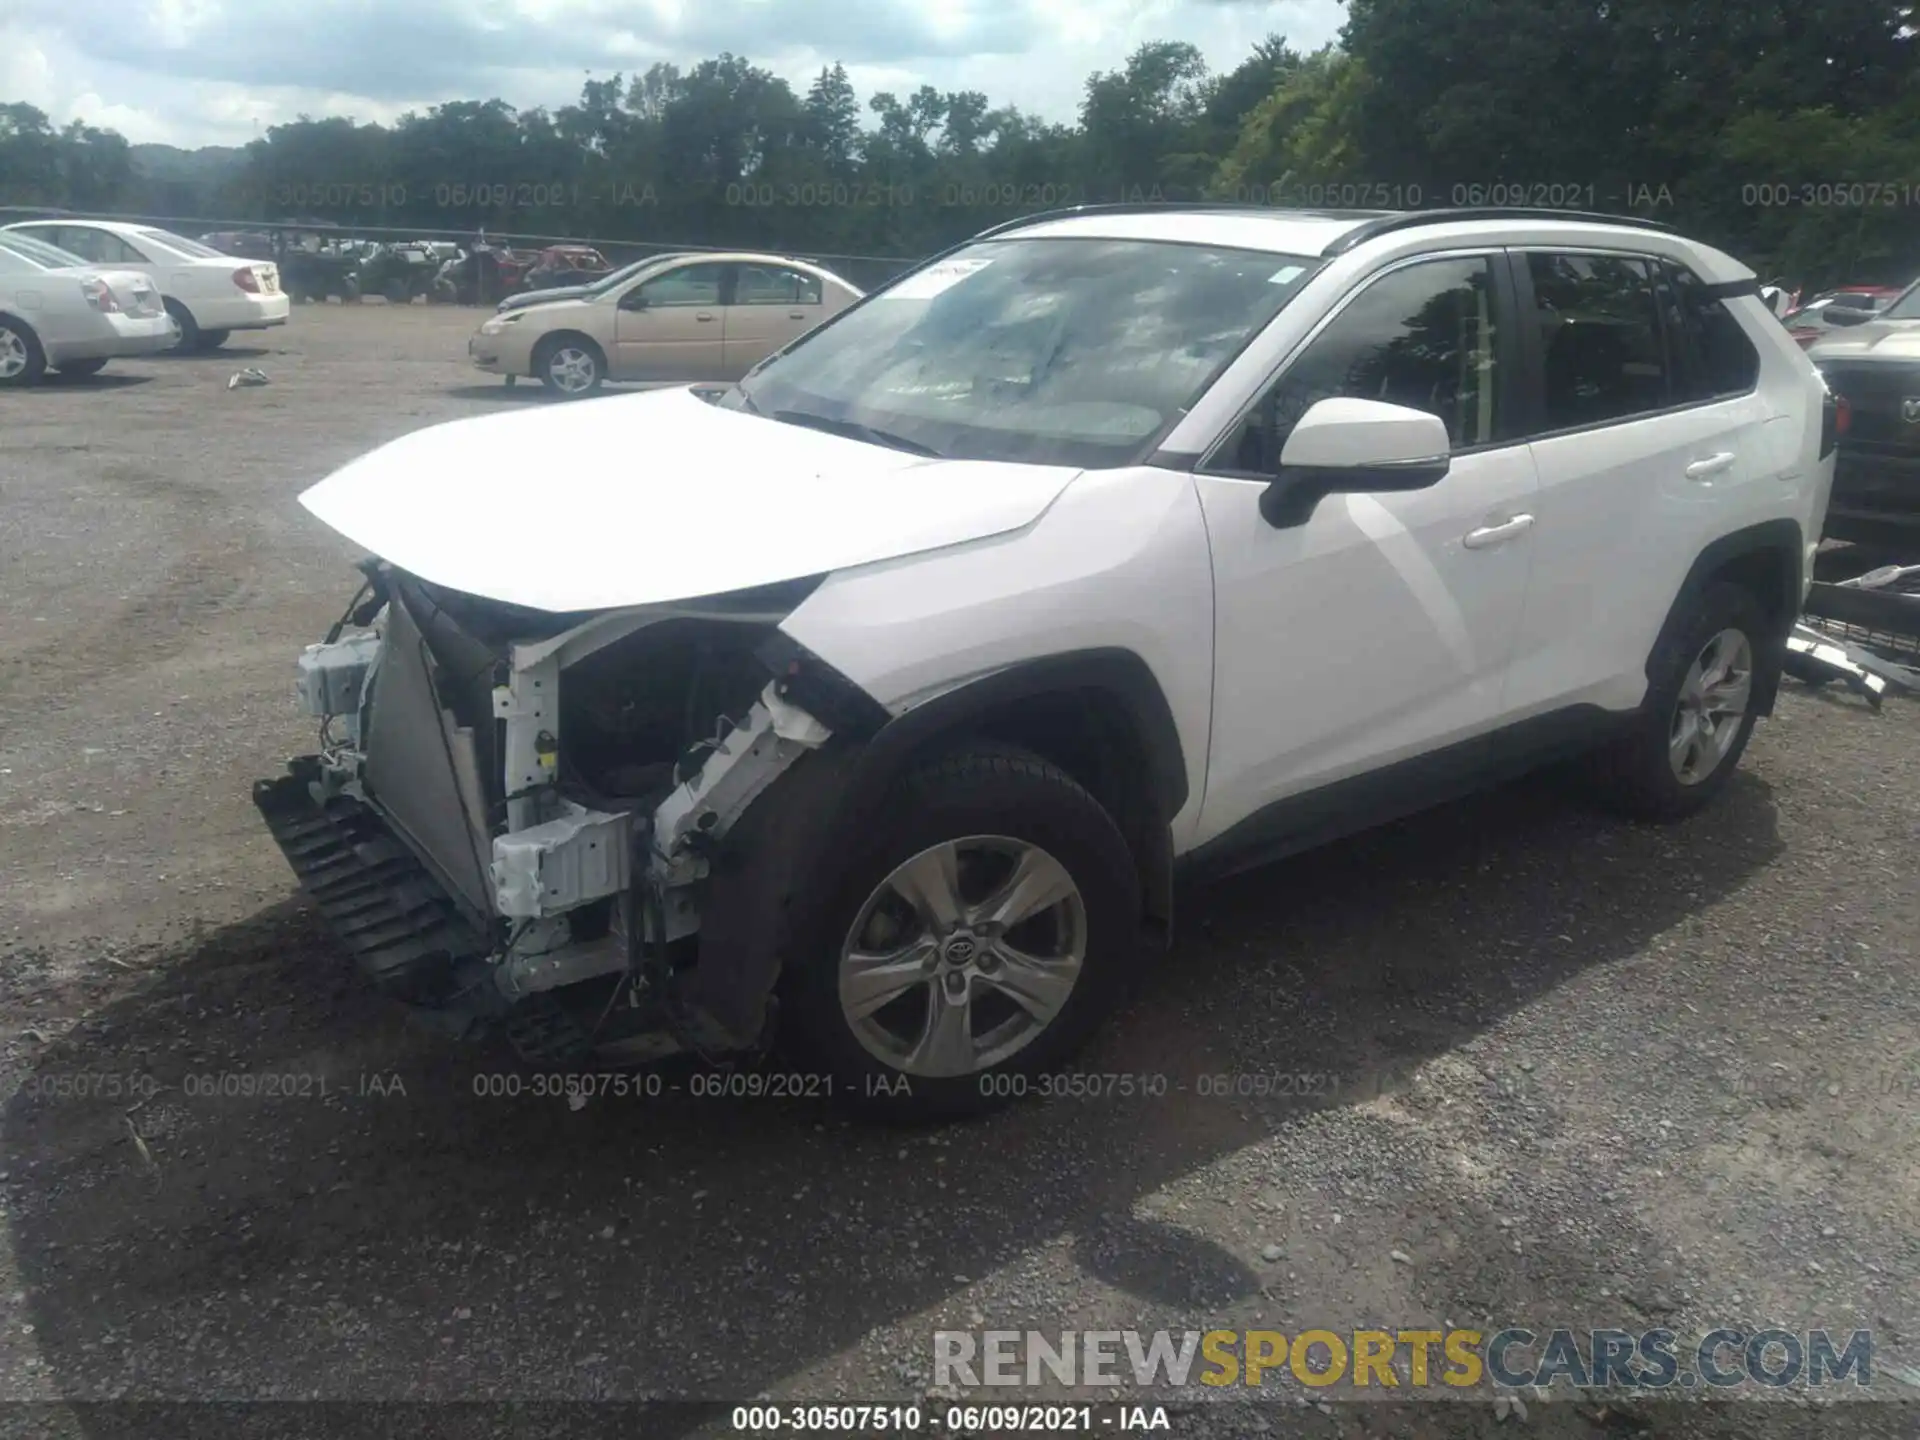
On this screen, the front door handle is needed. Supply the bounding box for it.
[789,311,807,320]
[695,311,716,322]
[1463,513,1536,549]
[1685,452,1736,480]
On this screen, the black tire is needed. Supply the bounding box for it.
[384,279,411,306]
[193,329,231,352]
[52,357,108,378]
[780,745,1142,1120]
[163,299,199,353]
[0,315,46,387]
[533,333,605,397]
[1586,580,1767,821]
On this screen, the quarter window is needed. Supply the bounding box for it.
[1527,253,1668,429]
[1217,255,1501,474]
[1658,261,1761,402]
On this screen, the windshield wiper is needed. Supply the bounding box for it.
[771,408,943,458]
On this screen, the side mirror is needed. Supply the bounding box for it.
[1823,305,1874,328]
[1259,398,1453,529]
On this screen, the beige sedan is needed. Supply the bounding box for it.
[468,251,862,396]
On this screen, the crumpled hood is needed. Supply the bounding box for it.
[1810,320,1920,363]
[298,386,1081,612]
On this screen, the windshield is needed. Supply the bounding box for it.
[735,237,1318,468]
[139,228,225,259]
[585,254,691,296]
[1877,280,1920,320]
[0,231,91,270]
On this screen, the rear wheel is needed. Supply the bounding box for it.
[193,329,231,352]
[535,334,605,397]
[0,317,46,387]
[53,357,108,378]
[782,745,1141,1119]
[384,279,412,306]
[1586,581,1765,820]
[163,299,199,353]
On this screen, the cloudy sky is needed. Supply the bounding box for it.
[1,0,1345,150]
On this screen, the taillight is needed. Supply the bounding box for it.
[80,277,120,312]
[232,266,261,293]
[1820,390,1849,458]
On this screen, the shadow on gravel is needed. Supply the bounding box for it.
[443,384,547,403]
[2,772,1786,1434]
[158,346,273,364]
[38,373,153,390]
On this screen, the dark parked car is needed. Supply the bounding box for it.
[1809,281,1920,545]
[201,231,277,261]
[521,244,612,291]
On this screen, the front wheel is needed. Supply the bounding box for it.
[534,335,604,397]
[53,357,108,378]
[1586,580,1766,820]
[783,746,1141,1119]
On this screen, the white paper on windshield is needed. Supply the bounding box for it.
[1268,264,1305,285]
[881,257,994,300]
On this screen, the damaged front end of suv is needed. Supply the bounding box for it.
[254,562,879,1067]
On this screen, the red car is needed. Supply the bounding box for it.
[1783,286,1905,347]
[523,245,612,291]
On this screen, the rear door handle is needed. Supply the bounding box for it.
[1685,452,1736,480]
[695,311,716,322]
[788,310,807,320]
[1463,513,1535,549]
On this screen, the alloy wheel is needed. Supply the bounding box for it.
[0,327,26,380]
[1669,627,1753,785]
[546,346,598,394]
[838,836,1087,1078]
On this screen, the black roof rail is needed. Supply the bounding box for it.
[1321,206,1680,256]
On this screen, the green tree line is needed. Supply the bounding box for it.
[4,0,1920,287]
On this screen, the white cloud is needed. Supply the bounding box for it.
[0,0,1347,148]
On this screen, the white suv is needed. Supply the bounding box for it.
[258,205,1835,1117]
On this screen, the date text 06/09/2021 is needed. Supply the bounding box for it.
[728,1404,1173,1432]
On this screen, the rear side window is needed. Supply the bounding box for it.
[1658,261,1761,402]
[1526,253,1668,430]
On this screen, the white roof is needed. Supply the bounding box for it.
[991,207,1754,284]
[1002,208,1386,259]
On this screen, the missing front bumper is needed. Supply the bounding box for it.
[252,763,499,1016]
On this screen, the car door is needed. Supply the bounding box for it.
[1501,250,1771,721]
[723,263,827,375]
[1190,251,1542,847]
[610,261,729,381]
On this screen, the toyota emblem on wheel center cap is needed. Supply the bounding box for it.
[942,936,977,965]
[1902,397,1920,424]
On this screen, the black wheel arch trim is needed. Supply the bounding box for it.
[1654,517,1802,717]
[845,648,1190,826]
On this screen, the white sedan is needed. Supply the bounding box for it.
[1,218,290,353]
[0,230,174,386]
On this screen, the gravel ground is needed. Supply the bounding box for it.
[1,303,1918,1439]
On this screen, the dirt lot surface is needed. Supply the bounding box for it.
[1,302,1918,1439]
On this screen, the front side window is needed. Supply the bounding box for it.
[1214,256,1501,475]
[634,263,725,307]
[49,227,145,265]
[735,237,1319,468]
[1528,253,1668,429]
[1657,260,1761,403]
[734,265,823,306]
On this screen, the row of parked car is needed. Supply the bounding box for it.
[199,228,619,307]
[0,219,292,384]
